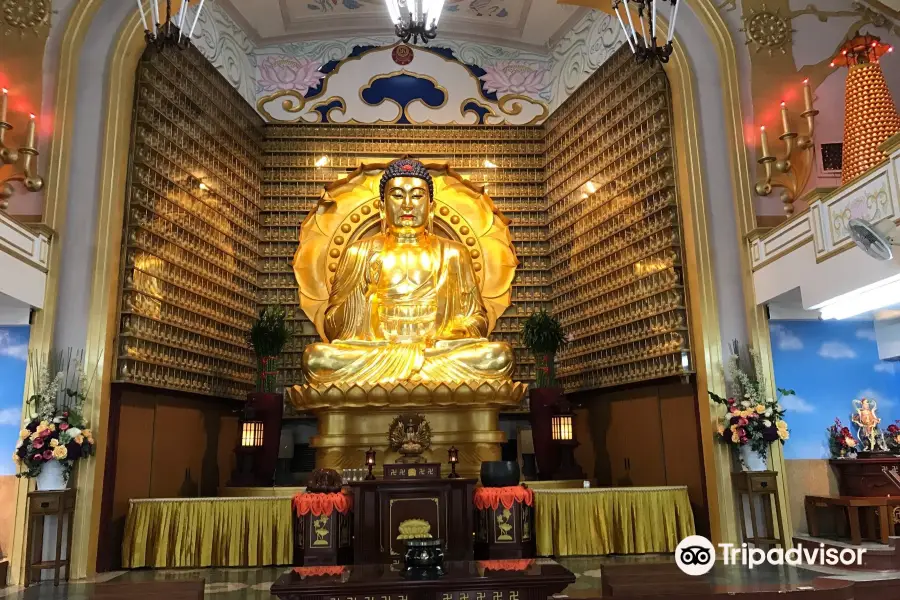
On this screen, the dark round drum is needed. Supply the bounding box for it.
[480,460,520,487]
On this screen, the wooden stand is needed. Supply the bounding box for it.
[732,471,786,548]
[294,509,353,566]
[805,495,898,545]
[25,489,75,587]
[475,500,535,559]
[349,478,475,563]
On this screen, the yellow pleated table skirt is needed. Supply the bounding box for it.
[122,497,293,568]
[533,486,696,556]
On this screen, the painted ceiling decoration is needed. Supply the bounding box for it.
[256,43,549,124]
[221,0,584,50]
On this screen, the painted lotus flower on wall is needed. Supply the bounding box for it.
[258,55,326,96]
[479,61,551,97]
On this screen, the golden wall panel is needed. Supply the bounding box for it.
[116,46,265,399]
[544,47,693,392]
[115,45,693,401]
[260,124,549,391]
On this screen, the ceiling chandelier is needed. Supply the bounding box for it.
[385,0,446,45]
[136,0,207,50]
[612,0,681,64]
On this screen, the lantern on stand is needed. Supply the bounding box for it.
[230,404,264,486]
[551,404,584,480]
[365,447,377,480]
[447,446,460,478]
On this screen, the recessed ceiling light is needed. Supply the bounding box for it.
[315,156,329,167]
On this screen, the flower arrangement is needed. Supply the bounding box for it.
[248,305,292,393]
[520,309,571,388]
[885,420,900,454]
[13,350,97,482]
[709,341,792,462]
[828,418,859,458]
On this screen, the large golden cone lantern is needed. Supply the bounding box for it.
[832,33,900,184]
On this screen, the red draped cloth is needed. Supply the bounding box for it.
[479,559,535,571]
[473,485,534,510]
[292,491,353,517]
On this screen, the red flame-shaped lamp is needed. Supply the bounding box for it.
[448,446,460,478]
[365,447,376,480]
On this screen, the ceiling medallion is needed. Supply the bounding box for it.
[612,0,680,64]
[385,0,445,45]
[2,0,51,35]
[740,4,793,56]
[392,44,414,65]
[136,0,208,50]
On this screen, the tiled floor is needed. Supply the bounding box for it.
[4,556,900,599]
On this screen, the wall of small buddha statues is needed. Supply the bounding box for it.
[115,43,691,401]
[106,41,704,542]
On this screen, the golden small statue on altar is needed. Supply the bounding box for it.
[852,398,888,453]
[291,158,525,476]
[388,414,432,463]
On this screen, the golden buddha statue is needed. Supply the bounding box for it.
[303,158,514,386]
[291,158,525,477]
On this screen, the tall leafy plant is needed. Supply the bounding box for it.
[248,305,291,393]
[521,309,569,388]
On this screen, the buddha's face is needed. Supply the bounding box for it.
[383,176,431,235]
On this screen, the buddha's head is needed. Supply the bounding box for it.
[379,158,434,237]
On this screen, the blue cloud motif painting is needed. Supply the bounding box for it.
[0,326,28,476]
[769,319,900,460]
[360,74,447,124]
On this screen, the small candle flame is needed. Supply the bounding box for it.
[1,88,7,94]
[803,78,809,84]
[760,126,765,131]
[29,113,35,120]
[781,101,786,107]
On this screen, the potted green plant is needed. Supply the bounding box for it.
[243,305,292,486]
[521,309,569,389]
[249,305,292,393]
[520,309,570,479]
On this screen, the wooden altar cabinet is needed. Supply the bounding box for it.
[830,458,900,497]
[348,478,476,563]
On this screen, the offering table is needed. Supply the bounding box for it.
[270,560,575,600]
[349,478,476,564]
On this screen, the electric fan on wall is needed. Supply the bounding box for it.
[849,218,899,261]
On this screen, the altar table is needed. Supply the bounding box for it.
[122,497,292,568]
[533,486,695,556]
[271,560,575,600]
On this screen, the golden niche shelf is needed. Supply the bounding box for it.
[115,46,265,400]
[543,47,693,392]
[260,124,549,389]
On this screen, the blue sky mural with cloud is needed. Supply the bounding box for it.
[770,319,900,459]
[0,326,28,476]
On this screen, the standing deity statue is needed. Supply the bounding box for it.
[301,158,515,386]
[852,398,888,453]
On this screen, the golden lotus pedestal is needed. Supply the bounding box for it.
[288,380,527,479]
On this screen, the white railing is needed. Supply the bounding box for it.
[749,135,900,308]
[0,211,50,309]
